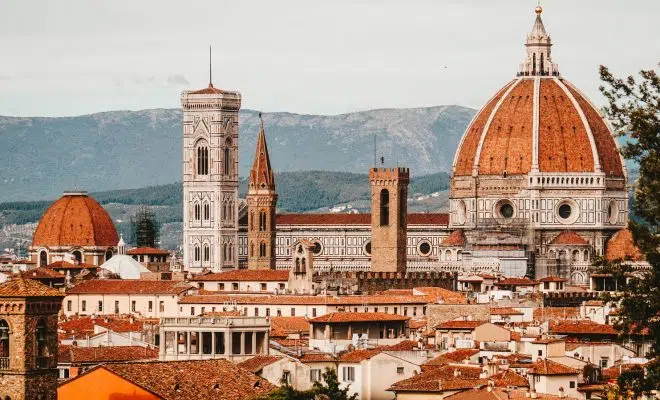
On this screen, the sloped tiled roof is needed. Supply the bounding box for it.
[298,352,336,363]
[435,320,487,330]
[490,307,523,315]
[605,228,644,261]
[237,355,284,373]
[550,320,618,335]
[67,279,193,295]
[59,316,156,335]
[126,247,170,256]
[389,364,485,392]
[443,387,578,400]
[549,231,588,246]
[441,230,467,246]
[191,270,289,282]
[96,359,276,399]
[423,349,479,369]
[490,369,529,387]
[533,307,580,322]
[528,359,579,375]
[310,312,409,324]
[20,267,64,279]
[494,278,538,286]
[59,345,158,364]
[270,316,310,337]
[0,278,64,297]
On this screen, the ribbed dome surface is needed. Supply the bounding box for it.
[32,192,118,247]
[453,77,624,178]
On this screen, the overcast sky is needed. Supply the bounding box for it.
[0,0,658,117]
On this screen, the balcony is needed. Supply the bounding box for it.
[0,357,9,370]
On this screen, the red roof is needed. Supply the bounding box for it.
[490,370,529,387]
[126,247,170,256]
[435,320,487,330]
[270,316,310,337]
[191,270,289,282]
[20,267,64,279]
[189,84,225,95]
[32,192,118,247]
[389,364,485,392]
[59,316,156,336]
[248,120,275,191]
[59,345,158,364]
[549,231,588,246]
[67,280,193,295]
[494,278,538,286]
[550,320,618,335]
[539,276,568,282]
[490,307,523,315]
[237,355,283,373]
[47,261,96,270]
[423,349,479,368]
[605,229,644,261]
[528,359,579,375]
[441,230,467,246]
[275,213,448,226]
[310,312,409,324]
[0,278,64,298]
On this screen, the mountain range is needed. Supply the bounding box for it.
[0,106,475,202]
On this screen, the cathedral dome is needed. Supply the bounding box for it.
[452,8,624,179]
[32,191,118,248]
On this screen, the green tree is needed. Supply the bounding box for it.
[257,368,357,400]
[598,63,660,396]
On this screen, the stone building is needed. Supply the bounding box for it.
[247,115,278,270]
[181,76,241,273]
[29,191,118,268]
[0,278,64,400]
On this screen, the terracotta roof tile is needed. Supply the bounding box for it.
[436,320,487,330]
[528,359,579,375]
[67,279,193,295]
[191,270,289,282]
[549,320,618,335]
[32,192,118,247]
[533,307,580,322]
[47,261,97,270]
[237,355,284,373]
[310,312,409,324]
[494,278,538,286]
[248,121,275,191]
[490,307,523,315]
[390,364,485,392]
[549,231,588,246]
[441,230,467,246]
[0,278,64,297]
[298,352,335,363]
[538,276,568,282]
[443,387,578,400]
[127,247,170,256]
[59,345,158,364]
[605,229,644,261]
[97,359,276,399]
[59,316,156,335]
[189,84,226,95]
[490,370,529,387]
[270,316,310,337]
[424,349,479,368]
[20,267,64,279]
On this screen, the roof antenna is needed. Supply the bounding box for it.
[259,112,263,128]
[373,134,377,168]
[209,45,213,88]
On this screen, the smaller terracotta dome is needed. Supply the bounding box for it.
[605,229,644,261]
[32,191,118,248]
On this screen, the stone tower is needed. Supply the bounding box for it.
[369,167,409,273]
[182,78,241,272]
[247,114,277,270]
[0,278,64,400]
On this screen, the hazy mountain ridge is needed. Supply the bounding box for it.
[0,106,475,202]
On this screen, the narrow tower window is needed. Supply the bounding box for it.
[259,211,267,231]
[259,241,267,257]
[203,203,210,221]
[203,244,210,262]
[39,250,47,267]
[197,146,209,176]
[380,189,390,226]
[224,138,232,175]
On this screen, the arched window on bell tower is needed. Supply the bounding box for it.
[259,241,266,257]
[224,138,232,176]
[0,319,9,369]
[532,53,537,75]
[39,250,47,268]
[35,319,50,369]
[259,211,267,231]
[196,143,209,176]
[380,189,389,226]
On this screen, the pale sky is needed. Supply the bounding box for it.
[0,0,658,117]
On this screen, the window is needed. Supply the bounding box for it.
[131,301,136,312]
[259,241,266,257]
[569,381,576,389]
[403,307,408,316]
[114,301,119,314]
[232,283,239,291]
[310,369,322,382]
[600,358,609,368]
[277,309,282,317]
[194,245,201,262]
[194,203,201,221]
[224,139,231,175]
[255,308,259,316]
[149,301,153,313]
[259,211,267,231]
[159,301,165,313]
[397,367,404,374]
[203,244,210,262]
[380,189,389,226]
[282,371,291,385]
[538,349,543,356]
[394,307,398,314]
[544,282,550,290]
[558,203,572,219]
[279,283,285,290]
[66,300,72,312]
[418,241,432,256]
[312,308,317,317]
[266,308,270,317]
[39,250,47,267]
[0,319,10,369]
[291,308,296,317]
[197,145,209,175]
[203,203,210,221]
[535,375,540,383]
[81,300,86,312]
[219,283,225,291]
[191,307,196,316]
[98,301,103,312]
[260,283,267,291]
[342,366,355,382]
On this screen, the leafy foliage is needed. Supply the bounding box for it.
[258,368,357,400]
[598,63,660,396]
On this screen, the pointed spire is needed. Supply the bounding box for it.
[518,4,559,77]
[208,45,213,88]
[248,112,275,192]
[117,233,126,256]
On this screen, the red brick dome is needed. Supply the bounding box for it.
[32,191,118,247]
[453,76,624,178]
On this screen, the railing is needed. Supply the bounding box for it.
[36,356,51,369]
[0,357,9,370]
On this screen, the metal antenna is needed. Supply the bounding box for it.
[209,46,212,87]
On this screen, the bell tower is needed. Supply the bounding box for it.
[0,278,64,400]
[247,114,278,270]
[181,53,241,272]
[369,167,409,273]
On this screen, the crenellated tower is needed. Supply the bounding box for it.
[181,69,241,272]
[247,114,278,270]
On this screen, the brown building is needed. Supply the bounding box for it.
[247,114,277,270]
[369,167,410,273]
[0,278,64,400]
[127,247,172,272]
[29,191,118,268]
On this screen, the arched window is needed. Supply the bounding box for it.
[250,242,254,257]
[72,251,82,264]
[259,211,267,232]
[203,203,210,221]
[223,243,228,262]
[105,250,113,262]
[39,250,47,267]
[250,212,255,231]
[194,203,201,221]
[194,245,200,262]
[540,52,545,74]
[35,319,49,369]
[532,53,537,74]
[380,189,389,226]
[0,319,10,369]
[224,139,232,175]
[295,259,301,273]
[259,241,266,257]
[301,258,306,273]
[197,145,209,176]
[583,250,589,262]
[228,245,233,261]
[572,250,580,262]
[203,244,210,262]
